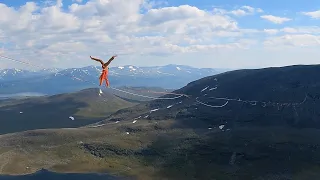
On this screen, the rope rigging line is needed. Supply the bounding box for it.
[128,89,190,97]
[0,54,44,69]
[109,87,186,100]
[0,54,186,100]
[195,97,229,108]
[194,87,308,109]
[0,54,311,108]
[207,94,308,107]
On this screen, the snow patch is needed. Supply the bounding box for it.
[94,66,100,72]
[150,108,159,112]
[82,70,90,75]
[69,116,75,120]
[90,124,105,128]
[156,71,175,76]
[118,66,124,69]
[209,87,217,91]
[167,105,173,109]
[129,66,136,71]
[176,67,181,70]
[219,124,225,130]
[201,86,209,92]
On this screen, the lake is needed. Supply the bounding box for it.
[0,92,46,100]
[0,169,133,180]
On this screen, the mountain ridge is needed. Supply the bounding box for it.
[0,88,136,135]
[1,64,320,179]
[98,64,320,129]
[0,64,229,95]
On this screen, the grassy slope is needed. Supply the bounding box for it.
[1,65,320,179]
[0,119,186,178]
[123,64,320,130]
[0,88,136,135]
[1,122,320,180]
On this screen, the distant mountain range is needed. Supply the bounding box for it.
[0,68,60,82]
[0,64,229,95]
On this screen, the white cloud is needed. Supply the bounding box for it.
[1,0,254,69]
[0,1,319,70]
[281,27,298,33]
[261,15,291,24]
[302,10,320,19]
[263,27,320,35]
[56,0,63,7]
[264,29,279,35]
[230,9,247,16]
[141,5,206,25]
[264,34,320,47]
[0,46,4,55]
[282,27,320,34]
[214,5,263,16]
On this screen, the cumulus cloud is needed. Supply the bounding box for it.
[0,0,255,69]
[260,15,291,24]
[263,27,320,35]
[0,1,319,70]
[302,10,320,19]
[281,27,320,34]
[264,29,278,35]
[264,34,320,47]
[213,5,263,16]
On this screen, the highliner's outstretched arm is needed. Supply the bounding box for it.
[90,56,104,66]
[104,55,117,67]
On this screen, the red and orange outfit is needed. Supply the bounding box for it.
[99,66,109,87]
[90,55,117,87]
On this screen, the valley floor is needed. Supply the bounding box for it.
[2,64,320,179]
[1,118,320,180]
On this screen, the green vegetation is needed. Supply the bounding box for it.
[0,88,136,135]
[2,122,320,179]
[1,65,320,179]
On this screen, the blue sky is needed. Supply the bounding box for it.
[3,0,318,10]
[0,0,319,70]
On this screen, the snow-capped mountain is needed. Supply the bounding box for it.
[0,69,30,81]
[0,64,229,95]
[109,64,219,77]
[53,64,225,77]
[0,68,60,82]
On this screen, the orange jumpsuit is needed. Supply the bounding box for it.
[99,67,109,87]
